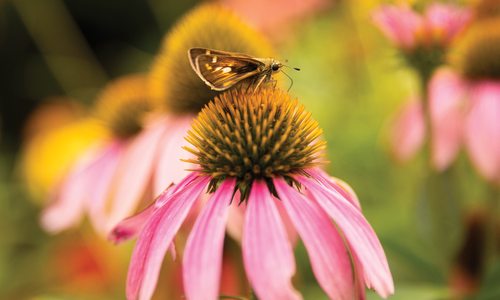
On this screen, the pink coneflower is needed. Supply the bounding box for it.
[373,2,471,79]
[219,0,331,38]
[42,75,191,235]
[44,4,282,235]
[113,88,394,300]
[372,2,471,51]
[389,67,500,184]
[389,69,466,170]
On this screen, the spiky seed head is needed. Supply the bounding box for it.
[184,87,326,199]
[94,74,152,139]
[451,19,500,80]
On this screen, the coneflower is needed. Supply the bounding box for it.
[372,2,471,79]
[119,3,277,212]
[390,17,500,184]
[41,74,155,233]
[112,88,394,300]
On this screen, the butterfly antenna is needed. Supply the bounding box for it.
[283,64,301,71]
[280,69,294,91]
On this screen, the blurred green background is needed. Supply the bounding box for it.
[0,0,498,299]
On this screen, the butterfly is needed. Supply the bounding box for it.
[188,47,299,92]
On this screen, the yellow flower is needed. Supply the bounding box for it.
[20,118,108,202]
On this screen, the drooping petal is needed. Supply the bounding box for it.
[428,69,467,171]
[242,180,301,300]
[465,82,500,183]
[126,175,209,300]
[275,198,299,245]
[300,176,394,298]
[372,5,422,49]
[153,115,193,196]
[183,179,235,300]
[85,141,124,234]
[109,201,157,244]
[275,179,356,299]
[389,99,425,163]
[106,117,170,231]
[307,168,361,210]
[41,143,117,233]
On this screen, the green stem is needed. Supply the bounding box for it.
[484,185,500,268]
[419,72,433,169]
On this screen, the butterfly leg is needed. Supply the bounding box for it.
[252,74,268,94]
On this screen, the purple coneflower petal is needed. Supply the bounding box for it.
[425,3,471,44]
[109,201,157,244]
[429,69,467,171]
[106,118,169,231]
[41,142,118,233]
[389,99,425,163]
[183,178,235,300]
[153,115,193,196]
[372,5,422,49]
[300,176,394,298]
[242,180,301,300]
[275,178,356,299]
[465,82,500,183]
[85,141,123,234]
[126,174,209,300]
[308,168,361,210]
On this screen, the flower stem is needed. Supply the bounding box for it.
[484,185,500,267]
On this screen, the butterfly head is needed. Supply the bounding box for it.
[271,61,282,72]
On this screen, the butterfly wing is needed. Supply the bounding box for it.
[188,48,265,91]
[194,54,264,91]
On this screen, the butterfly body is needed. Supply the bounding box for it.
[188,48,283,91]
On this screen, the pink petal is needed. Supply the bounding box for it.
[111,173,199,244]
[109,201,157,244]
[307,168,361,210]
[41,143,117,233]
[275,197,299,245]
[425,3,471,44]
[153,115,193,196]
[465,82,500,183]
[106,118,169,232]
[429,69,467,170]
[183,179,235,300]
[389,99,425,162]
[126,175,209,300]
[85,141,124,234]
[372,5,422,49]
[242,181,301,300]
[275,179,356,299]
[299,176,394,298]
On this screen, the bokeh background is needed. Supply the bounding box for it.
[1,0,499,299]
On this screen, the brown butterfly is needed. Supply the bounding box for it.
[188,47,299,92]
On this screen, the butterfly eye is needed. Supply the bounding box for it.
[271,63,280,71]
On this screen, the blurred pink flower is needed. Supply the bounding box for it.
[112,169,393,300]
[372,3,471,50]
[41,114,194,235]
[389,68,500,183]
[464,82,500,183]
[220,0,331,38]
[389,98,425,162]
